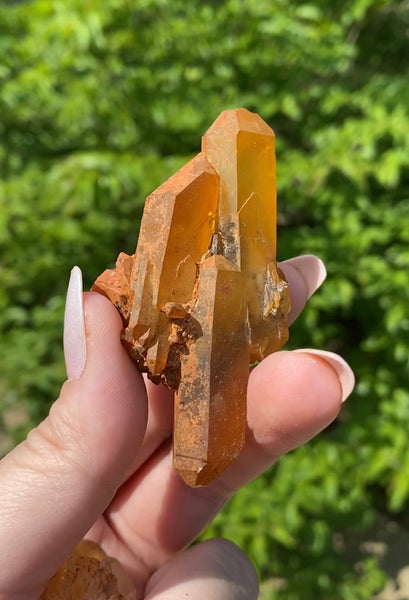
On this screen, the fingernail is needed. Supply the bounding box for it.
[294,349,355,402]
[282,255,327,298]
[64,266,87,380]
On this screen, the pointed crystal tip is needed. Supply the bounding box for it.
[203,107,275,139]
[177,459,233,487]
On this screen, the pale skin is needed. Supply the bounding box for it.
[0,255,354,600]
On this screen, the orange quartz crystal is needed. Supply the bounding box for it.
[93,108,290,487]
[42,541,137,600]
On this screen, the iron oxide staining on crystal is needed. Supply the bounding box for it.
[93,109,290,487]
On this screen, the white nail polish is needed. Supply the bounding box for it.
[63,266,87,380]
[294,349,355,402]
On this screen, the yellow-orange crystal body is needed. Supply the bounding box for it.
[93,108,290,487]
[203,110,289,360]
[124,152,219,383]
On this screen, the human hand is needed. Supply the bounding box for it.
[0,255,354,599]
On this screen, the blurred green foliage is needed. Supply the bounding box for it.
[1,0,409,597]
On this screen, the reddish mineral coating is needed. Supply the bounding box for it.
[174,255,249,486]
[92,252,135,324]
[92,108,290,487]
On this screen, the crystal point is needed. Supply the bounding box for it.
[93,108,290,486]
[174,254,248,485]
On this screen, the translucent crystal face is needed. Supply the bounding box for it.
[92,108,290,487]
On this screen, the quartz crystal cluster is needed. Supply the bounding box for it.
[93,109,290,486]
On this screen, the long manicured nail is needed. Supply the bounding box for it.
[64,266,87,380]
[294,349,355,402]
[281,255,327,298]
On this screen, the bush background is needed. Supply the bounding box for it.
[1,1,409,597]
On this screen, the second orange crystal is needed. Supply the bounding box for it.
[93,109,290,486]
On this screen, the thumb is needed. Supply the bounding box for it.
[145,539,258,600]
[0,267,147,598]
